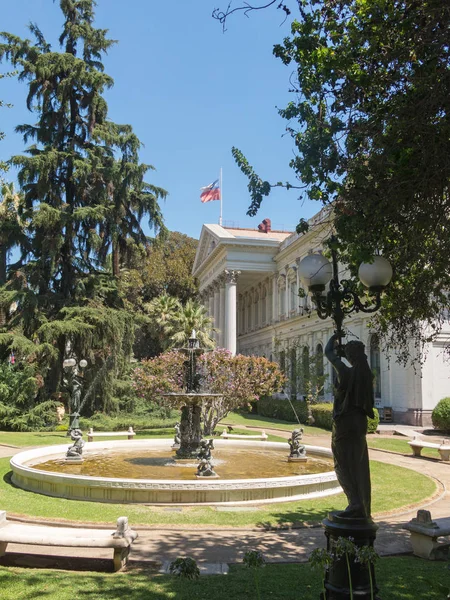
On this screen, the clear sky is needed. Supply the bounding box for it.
[1,0,320,240]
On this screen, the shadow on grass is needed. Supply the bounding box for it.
[0,559,448,600]
[3,469,16,487]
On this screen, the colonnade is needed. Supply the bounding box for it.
[200,270,240,355]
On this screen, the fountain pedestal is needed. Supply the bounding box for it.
[176,402,203,459]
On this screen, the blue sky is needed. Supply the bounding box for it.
[1,0,319,240]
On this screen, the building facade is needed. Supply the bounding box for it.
[193,210,450,426]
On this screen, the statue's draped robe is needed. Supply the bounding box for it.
[325,337,375,519]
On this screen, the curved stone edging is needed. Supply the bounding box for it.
[10,439,341,505]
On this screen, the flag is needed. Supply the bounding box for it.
[200,180,220,203]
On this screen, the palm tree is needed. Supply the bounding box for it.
[144,294,181,351]
[170,299,216,350]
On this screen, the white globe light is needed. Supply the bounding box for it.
[358,256,393,290]
[63,358,76,368]
[298,254,333,291]
[79,359,88,368]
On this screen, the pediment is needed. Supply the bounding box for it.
[192,225,222,274]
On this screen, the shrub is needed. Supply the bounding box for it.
[78,412,179,432]
[311,403,380,432]
[257,396,309,423]
[367,409,380,434]
[311,403,333,430]
[432,397,450,432]
[169,557,200,580]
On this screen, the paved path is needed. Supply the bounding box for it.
[0,428,448,568]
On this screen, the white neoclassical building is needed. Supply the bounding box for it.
[193,210,450,426]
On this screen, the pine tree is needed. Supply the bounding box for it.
[0,0,167,412]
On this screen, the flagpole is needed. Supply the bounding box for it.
[219,167,223,226]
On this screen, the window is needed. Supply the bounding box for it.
[370,335,381,398]
[261,286,267,324]
[290,280,297,312]
[254,293,259,328]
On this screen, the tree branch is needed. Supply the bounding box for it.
[212,1,291,31]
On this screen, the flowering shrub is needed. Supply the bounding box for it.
[132,351,186,408]
[132,349,285,434]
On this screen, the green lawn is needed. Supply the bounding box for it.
[0,557,448,600]
[221,412,330,436]
[0,431,70,448]
[0,457,436,527]
[367,436,438,458]
[0,429,177,448]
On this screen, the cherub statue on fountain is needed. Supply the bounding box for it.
[65,428,85,462]
[172,422,181,449]
[196,439,218,477]
[288,428,307,462]
[196,458,218,478]
[197,438,214,461]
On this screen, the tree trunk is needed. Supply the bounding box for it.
[112,242,120,277]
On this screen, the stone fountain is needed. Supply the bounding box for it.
[10,330,341,504]
[165,330,221,460]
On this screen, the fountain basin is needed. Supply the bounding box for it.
[10,439,341,505]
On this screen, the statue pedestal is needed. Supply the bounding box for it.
[65,456,83,463]
[322,512,380,600]
[171,444,180,450]
[196,474,220,479]
[288,456,308,462]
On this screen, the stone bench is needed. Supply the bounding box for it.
[405,510,450,560]
[0,512,138,571]
[87,427,136,442]
[408,438,450,461]
[220,429,268,441]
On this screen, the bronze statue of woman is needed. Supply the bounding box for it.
[325,333,375,520]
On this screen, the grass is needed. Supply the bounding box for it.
[0,457,436,527]
[0,429,177,448]
[0,557,448,599]
[221,412,330,436]
[0,431,70,448]
[367,437,438,458]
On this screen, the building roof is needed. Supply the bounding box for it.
[223,227,293,241]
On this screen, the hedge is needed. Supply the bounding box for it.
[257,396,309,423]
[311,403,333,430]
[310,403,380,433]
[432,397,450,432]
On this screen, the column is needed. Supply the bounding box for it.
[285,271,289,316]
[208,287,214,320]
[214,282,220,345]
[224,270,240,356]
[219,277,226,347]
[272,275,278,322]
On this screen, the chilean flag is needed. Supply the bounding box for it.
[200,180,220,203]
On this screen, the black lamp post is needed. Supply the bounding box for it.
[298,237,392,351]
[298,237,392,600]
